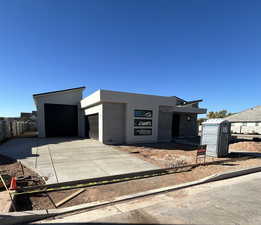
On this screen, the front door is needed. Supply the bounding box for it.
[172,114,180,137]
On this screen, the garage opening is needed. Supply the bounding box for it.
[44,104,78,137]
[85,114,99,139]
[172,113,180,137]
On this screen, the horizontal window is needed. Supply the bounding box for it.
[134,128,152,136]
[134,119,152,127]
[134,110,152,118]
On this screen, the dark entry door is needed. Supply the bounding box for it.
[172,114,180,137]
[85,114,99,139]
[44,104,78,137]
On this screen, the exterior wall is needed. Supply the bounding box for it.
[84,104,103,142]
[103,103,126,144]
[158,111,172,142]
[231,122,261,134]
[81,90,205,144]
[125,104,158,144]
[81,90,101,109]
[34,90,84,138]
[179,113,198,137]
[101,90,177,144]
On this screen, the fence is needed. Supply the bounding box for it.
[0,119,36,143]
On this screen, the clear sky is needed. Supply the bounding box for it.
[0,0,260,117]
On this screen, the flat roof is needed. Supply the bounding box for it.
[33,86,85,97]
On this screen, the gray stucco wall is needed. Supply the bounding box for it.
[179,113,198,137]
[102,103,126,144]
[158,111,172,142]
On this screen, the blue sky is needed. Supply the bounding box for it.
[0,0,260,117]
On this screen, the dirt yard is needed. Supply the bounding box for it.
[112,143,229,168]
[0,154,44,189]
[229,141,261,152]
[14,141,261,211]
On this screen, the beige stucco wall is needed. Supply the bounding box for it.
[34,90,84,138]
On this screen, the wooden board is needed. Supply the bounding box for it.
[55,188,85,208]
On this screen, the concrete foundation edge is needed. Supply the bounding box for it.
[1,166,261,225]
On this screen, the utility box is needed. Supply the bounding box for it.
[201,119,230,157]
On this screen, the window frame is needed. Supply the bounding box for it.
[134,110,153,118]
[134,128,152,136]
[134,119,152,127]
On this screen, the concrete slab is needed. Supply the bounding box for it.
[0,138,158,184]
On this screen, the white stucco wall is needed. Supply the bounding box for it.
[34,89,84,137]
[84,104,103,142]
[81,90,178,144]
[81,89,207,144]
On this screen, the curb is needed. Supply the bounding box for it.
[1,166,261,225]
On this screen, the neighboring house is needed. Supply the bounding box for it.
[226,106,261,134]
[33,87,207,144]
[21,111,37,121]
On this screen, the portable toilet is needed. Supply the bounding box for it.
[201,119,230,157]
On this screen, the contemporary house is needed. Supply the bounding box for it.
[33,87,207,144]
[226,106,261,134]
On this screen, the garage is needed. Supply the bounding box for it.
[44,103,78,137]
[85,114,99,139]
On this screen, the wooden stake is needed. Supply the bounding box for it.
[55,188,85,208]
[19,161,24,176]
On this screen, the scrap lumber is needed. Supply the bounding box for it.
[55,188,85,208]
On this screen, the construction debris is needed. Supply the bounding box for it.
[55,188,85,208]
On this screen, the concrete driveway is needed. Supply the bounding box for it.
[0,138,158,184]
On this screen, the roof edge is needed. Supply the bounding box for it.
[33,86,86,97]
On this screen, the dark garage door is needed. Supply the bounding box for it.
[85,114,99,139]
[44,104,78,137]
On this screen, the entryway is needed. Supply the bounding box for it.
[44,103,78,137]
[172,114,180,137]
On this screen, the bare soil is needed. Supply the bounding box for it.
[16,141,261,211]
[0,154,43,181]
[229,141,261,152]
[113,143,229,168]
[0,153,44,212]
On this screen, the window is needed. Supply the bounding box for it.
[242,122,247,126]
[134,119,152,127]
[134,128,152,136]
[134,110,152,118]
[256,122,261,126]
